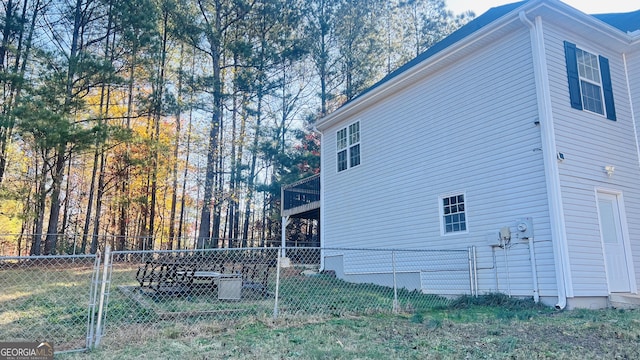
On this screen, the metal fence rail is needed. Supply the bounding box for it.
[0,246,477,353]
[0,254,100,353]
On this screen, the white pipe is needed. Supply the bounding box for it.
[392,251,398,313]
[624,53,640,186]
[468,247,474,296]
[281,216,288,258]
[473,246,478,297]
[492,246,499,291]
[504,245,512,297]
[519,11,569,310]
[528,237,540,303]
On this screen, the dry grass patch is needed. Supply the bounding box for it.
[61,302,640,359]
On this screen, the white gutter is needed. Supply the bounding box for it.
[319,131,326,271]
[519,11,571,310]
[624,53,640,177]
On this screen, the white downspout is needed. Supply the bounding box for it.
[624,53,640,189]
[317,129,326,271]
[281,215,289,254]
[623,53,640,295]
[529,237,540,303]
[519,12,570,309]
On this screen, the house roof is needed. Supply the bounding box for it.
[316,0,640,131]
[354,1,526,102]
[593,10,640,33]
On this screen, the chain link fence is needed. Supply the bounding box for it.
[0,254,101,353]
[1,246,476,353]
[95,247,475,345]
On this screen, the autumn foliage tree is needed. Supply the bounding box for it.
[0,0,472,255]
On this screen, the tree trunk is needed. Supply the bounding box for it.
[242,95,262,242]
[44,0,84,254]
[227,48,240,244]
[0,0,40,185]
[148,10,169,251]
[177,47,197,249]
[90,151,106,253]
[168,44,185,250]
[83,0,113,254]
[44,147,66,254]
[118,34,139,251]
[196,0,223,249]
[0,0,15,71]
[31,156,47,255]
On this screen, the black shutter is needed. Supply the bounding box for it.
[564,41,583,110]
[599,55,616,121]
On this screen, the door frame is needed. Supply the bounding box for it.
[595,188,637,294]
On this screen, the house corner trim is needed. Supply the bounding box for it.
[520,11,572,309]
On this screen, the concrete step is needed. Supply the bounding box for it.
[609,293,640,309]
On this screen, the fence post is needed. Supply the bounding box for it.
[392,251,399,314]
[468,247,474,297]
[86,251,102,349]
[473,246,478,297]
[94,245,111,348]
[273,247,282,319]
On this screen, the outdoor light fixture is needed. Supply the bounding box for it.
[604,165,615,177]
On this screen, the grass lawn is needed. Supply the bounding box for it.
[4,262,640,358]
[0,260,98,351]
[60,296,640,359]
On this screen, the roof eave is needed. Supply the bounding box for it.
[315,0,639,132]
[542,1,638,47]
[315,1,539,132]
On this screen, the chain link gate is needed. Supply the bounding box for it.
[94,247,282,348]
[0,253,101,354]
[2,246,476,353]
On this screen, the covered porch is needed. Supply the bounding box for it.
[281,174,320,249]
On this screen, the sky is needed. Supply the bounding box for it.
[446,0,639,16]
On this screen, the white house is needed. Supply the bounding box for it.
[313,0,640,309]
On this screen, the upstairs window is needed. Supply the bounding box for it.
[337,128,348,171]
[441,194,467,234]
[564,41,616,120]
[577,48,604,114]
[337,121,360,172]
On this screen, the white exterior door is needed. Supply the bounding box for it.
[597,192,631,293]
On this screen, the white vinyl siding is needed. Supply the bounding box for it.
[627,52,640,291]
[321,27,555,298]
[545,22,640,296]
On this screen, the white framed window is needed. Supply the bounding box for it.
[337,121,360,172]
[576,48,604,115]
[440,193,467,234]
[564,41,616,121]
[337,128,348,171]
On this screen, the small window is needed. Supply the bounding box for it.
[350,144,360,167]
[337,121,360,172]
[441,194,467,234]
[337,149,347,172]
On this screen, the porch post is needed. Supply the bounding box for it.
[281,215,289,257]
